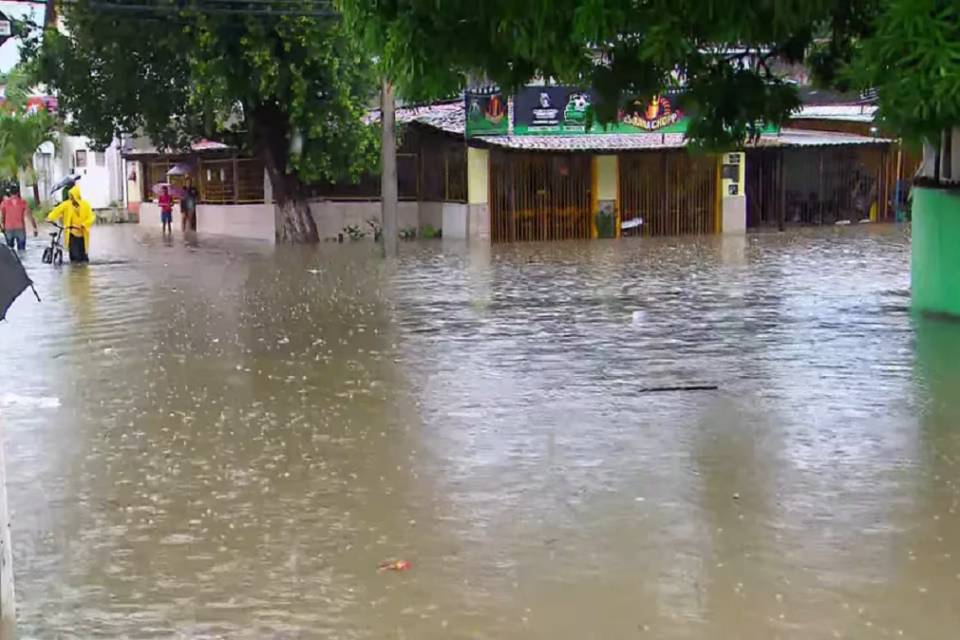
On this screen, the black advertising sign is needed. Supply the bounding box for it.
[514,86,596,134]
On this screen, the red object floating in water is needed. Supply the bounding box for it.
[379,559,412,572]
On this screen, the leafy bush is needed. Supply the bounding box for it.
[420,224,442,239]
[343,224,366,241]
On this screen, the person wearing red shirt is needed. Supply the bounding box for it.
[1,186,37,251]
[158,186,174,234]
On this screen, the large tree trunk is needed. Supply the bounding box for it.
[380,79,398,258]
[253,103,319,243]
[273,191,319,243]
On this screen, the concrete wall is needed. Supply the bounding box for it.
[721,153,746,234]
[596,155,618,237]
[467,148,491,240]
[442,203,468,239]
[596,155,618,200]
[419,201,444,230]
[721,196,747,234]
[140,197,457,242]
[467,204,490,240]
[468,148,489,205]
[140,201,276,241]
[308,201,419,240]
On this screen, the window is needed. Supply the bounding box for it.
[75,150,87,168]
[94,152,106,166]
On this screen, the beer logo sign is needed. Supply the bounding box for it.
[466,90,510,136]
[483,94,506,124]
[622,95,682,131]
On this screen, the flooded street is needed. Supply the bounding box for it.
[2,223,960,639]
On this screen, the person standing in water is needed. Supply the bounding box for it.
[46,184,95,262]
[1,186,37,251]
[158,185,174,234]
[181,176,199,232]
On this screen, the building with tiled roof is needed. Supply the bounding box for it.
[373,92,899,242]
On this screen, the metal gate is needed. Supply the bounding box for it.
[619,151,718,236]
[490,151,593,243]
[746,149,784,227]
[747,146,894,228]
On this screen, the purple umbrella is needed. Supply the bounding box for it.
[166,163,194,177]
[151,182,186,199]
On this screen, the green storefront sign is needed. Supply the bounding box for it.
[512,88,690,135]
[465,91,509,136]
[466,86,778,138]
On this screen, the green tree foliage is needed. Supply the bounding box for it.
[0,110,58,188]
[24,1,379,241]
[0,66,59,203]
[848,0,960,144]
[340,0,879,148]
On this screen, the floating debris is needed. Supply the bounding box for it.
[379,559,412,572]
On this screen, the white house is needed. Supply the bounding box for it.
[31,134,124,209]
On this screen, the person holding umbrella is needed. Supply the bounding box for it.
[50,174,81,203]
[46,184,95,263]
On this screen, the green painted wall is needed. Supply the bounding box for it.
[912,187,960,317]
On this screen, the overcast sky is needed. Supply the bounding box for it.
[0,1,45,74]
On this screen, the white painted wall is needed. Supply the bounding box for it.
[140,201,275,242]
[31,134,123,208]
[442,203,468,239]
[721,196,747,234]
[139,196,458,243]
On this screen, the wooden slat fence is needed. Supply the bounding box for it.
[490,151,593,243]
[619,151,717,236]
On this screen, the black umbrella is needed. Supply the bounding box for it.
[0,244,39,321]
[50,174,81,195]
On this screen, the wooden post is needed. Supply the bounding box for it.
[231,156,239,204]
[380,78,399,258]
[818,151,824,225]
[778,152,786,231]
[894,147,904,218]
[0,419,16,639]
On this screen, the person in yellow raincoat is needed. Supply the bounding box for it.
[47,184,95,262]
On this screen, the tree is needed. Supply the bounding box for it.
[0,110,59,203]
[338,0,880,148]
[847,0,960,146]
[0,67,59,204]
[23,0,379,242]
[337,0,467,256]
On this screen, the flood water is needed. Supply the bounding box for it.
[2,223,960,639]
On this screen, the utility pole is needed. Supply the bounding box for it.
[0,419,15,640]
[380,78,398,258]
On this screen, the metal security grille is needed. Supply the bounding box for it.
[746,149,784,227]
[619,151,718,236]
[490,151,593,243]
[747,146,894,228]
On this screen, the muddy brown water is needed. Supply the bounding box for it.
[1,224,959,639]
